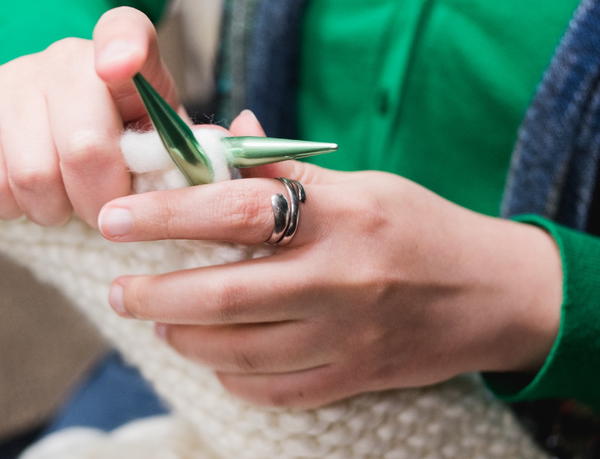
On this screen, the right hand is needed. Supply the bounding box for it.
[0,6,182,227]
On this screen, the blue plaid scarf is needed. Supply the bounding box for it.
[502,0,600,231]
[245,0,307,139]
[217,0,306,138]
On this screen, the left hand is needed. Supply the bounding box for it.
[99,111,562,409]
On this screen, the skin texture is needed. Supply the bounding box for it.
[100,110,562,408]
[0,7,180,227]
[1,7,563,409]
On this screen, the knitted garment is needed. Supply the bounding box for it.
[245,0,306,138]
[502,0,600,228]
[217,0,306,137]
[499,1,600,449]
[217,0,261,125]
[5,127,547,458]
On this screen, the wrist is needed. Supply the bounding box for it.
[478,217,562,374]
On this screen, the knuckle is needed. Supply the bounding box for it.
[10,166,60,195]
[46,37,88,56]
[160,198,178,239]
[0,54,34,78]
[231,348,260,372]
[31,207,72,228]
[292,162,319,185]
[222,190,271,236]
[355,195,388,235]
[61,130,114,167]
[335,175,396,242]
[208,282,247,324]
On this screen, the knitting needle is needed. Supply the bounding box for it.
[132,73,337,185]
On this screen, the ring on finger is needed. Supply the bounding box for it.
[266,177,306,246]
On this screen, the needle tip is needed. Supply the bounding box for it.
[222,137,338,168]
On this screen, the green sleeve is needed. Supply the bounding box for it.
[483,214,600,412]
[0,0,168,64]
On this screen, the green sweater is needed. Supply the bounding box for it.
[298,0,600,411]
[2,0,599,410]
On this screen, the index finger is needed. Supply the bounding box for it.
[98,177,327,247]
[46,40,130,227]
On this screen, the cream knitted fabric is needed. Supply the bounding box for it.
[6,128,548,458]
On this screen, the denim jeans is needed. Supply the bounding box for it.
[43,351,168,434]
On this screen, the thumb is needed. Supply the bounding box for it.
[93,6,181,123]
[230,109,338,185]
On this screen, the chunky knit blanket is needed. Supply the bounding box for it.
[5,128,547,458]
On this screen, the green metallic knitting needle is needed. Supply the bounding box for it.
[221,136,338,168]
[133,73,213,185]
[133,73,337,185]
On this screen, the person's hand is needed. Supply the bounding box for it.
[99,110,563,409]
[0,7,181,226]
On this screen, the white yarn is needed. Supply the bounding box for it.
[126,127,234,193]
[21,416,214,459]
[4,128,548,458]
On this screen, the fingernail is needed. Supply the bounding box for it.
[109,283,128,316]
[100,40,137,64]
[240,109,259,124]
[99,207,133,238]
[155,323,168,340]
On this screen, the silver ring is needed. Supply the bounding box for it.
[266,177,306,246]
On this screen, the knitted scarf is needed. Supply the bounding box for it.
[502,0,600,230]
[217,0,262,125]
[218,0,306,138]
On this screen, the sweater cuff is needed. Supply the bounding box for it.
[482,214,600,410]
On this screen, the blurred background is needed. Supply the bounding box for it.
[0,0,222,454]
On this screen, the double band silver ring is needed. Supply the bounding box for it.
[266,177,306,246]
